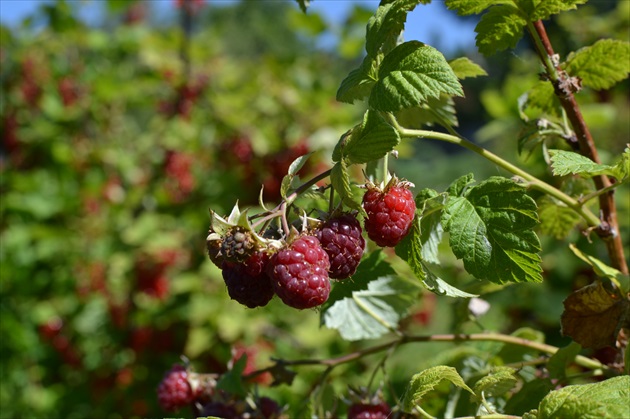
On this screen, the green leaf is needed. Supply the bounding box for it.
[417,192,447,264]
[402,366,474,412]
[505,381,553,416]
[548,149,617,178]
[395,206,477,298]
[447,173,475,197]
[365,0,421,58]
[442,177,543,284]
[322,251,420,341]
[422,262,478,297]
[336,55,379,104]
[525,81,561,117]
[395,216,426,281]
[294,0,310,13]
[444,0,506,16]
[564,39,630,90]
[475,5,527,56]
[568,244,629,295]
[614,146,630,181]
[546,341,582,382]
[330,160,362,213]
[333,110,400,164]
[537,198,581,240]
[448,57,488,79]
[473,366,518,400]
[537,376,630,419]
[516,0,587,21]
[394,95,459,129]
[369,41,464,112]
[280,153,312,199]
[216,355,247,397]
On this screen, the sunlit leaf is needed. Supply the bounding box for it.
[442,176,542,284]
[475,5,527,56]
[403,365,474,412]
[548,149,617,178]
[537,376,630,419]
[449,57,488,79]
[322,251,420,341]
[472,366,518,400]
[369,41,463,112]
[564,39,630,90]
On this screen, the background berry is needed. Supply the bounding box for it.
[222,251,274,308]
[268,235,330,309]
[348,401,391,419]
[316,214,365,279]
[157,364,197,412]
[362,183,416,247]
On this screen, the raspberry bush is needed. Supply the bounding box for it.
[2,0,629,418]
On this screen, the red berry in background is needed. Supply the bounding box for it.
[362,180,416,247]
[164,150,196,202]
[38,317,63,341]
[348,401,391,419]
[157,364,199,412]
[222,251,275,308]
[1,112,20,155]
[230,343,272,385]
[58,77,80,107]
[268,235,330,309]
[20,58,42,108]
[315,214,365,280]
[134,254,171,300]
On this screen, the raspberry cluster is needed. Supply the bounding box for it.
[208,178,415,311]
[156,356,283,417]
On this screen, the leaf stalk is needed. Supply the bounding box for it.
[383,113,601,228]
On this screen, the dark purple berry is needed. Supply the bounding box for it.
[222,251,274,308]
[315,214,365,279]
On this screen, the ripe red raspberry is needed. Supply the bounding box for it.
[222,251,274,308]
[315,214,365,279]
[157,364,199,412]
[362,182,416,247]
[348,402,391,419]
[268,235,330,309]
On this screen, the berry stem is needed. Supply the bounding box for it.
[383,113,601,228]
[249,169,332,223]
[382,151,390,185]
[257,332,608,375]
[280,202,290,237]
